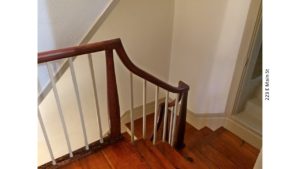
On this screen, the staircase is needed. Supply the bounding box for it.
[125,113,259,169]
[38,39,259,169]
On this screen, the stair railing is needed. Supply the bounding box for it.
[38,38,189,168]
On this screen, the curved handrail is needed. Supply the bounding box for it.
[38,38,189,94]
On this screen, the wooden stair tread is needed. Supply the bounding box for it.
[184,127,213,148]
[156,141,202,169]
[193,143,238,169]
[60,150,111,169]
[180,148,218,169]
[179,127,218,169]
[186,127,238,169]
[217,127,260,156]
[208,127,258,168]
[134,140,175,169]
[101,139,150,169]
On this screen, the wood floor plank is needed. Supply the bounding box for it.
[102,140,150,169]
[193,144,238,169]
[135,140,175,169]
[219,127,260,156]
[156,142,205,169]
[60,160,83,169]
[184,127,213,149]
[180,148,218,169]
[78,151,111,169]
[209,135,255,169]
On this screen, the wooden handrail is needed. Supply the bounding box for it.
[38,38,189,153]
[38,38,189,94]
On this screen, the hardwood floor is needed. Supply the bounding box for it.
[50,113,259,169]
[126,113,260,169]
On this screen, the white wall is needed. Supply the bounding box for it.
[168,0,251,114]
[38,0,174,165]
[38,0,110,51]
[38,0,111,88]
[89,0,175,115]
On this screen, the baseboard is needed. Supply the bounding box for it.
[186,110,262,149]
[121,101,262,149]
[224,117,262,149]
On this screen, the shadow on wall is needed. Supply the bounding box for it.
[169,0,228,113]
[38,0,111,89]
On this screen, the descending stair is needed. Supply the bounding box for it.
[60,133,190,169]
[125,113,260,169]
[58,114,259,169]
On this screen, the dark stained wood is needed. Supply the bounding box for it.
[125,113,260,169]
[217,127,260,156]
[134,140,175,169]
[194,143,238,169]
[207,127,259,168]
[78,151,111,169]
[49,124,260,169]
[102,140,150,169]
[179,127,218,169]
[60,151,111,169]
[182,127,213,149]
[125,113,173,142]
[209,135,255,169]
[115,41,189,93]
[174,86,188,149]
[38,38,190,93]
[60,161,83,169]
[105,49,121,139]
[38,39,119,63]
[143,141,177,169]
[38,38,189,158]
[180,148,217,169]
[38,136,122,169]
[186,128,238,169]
[156,142,201,169]
[126,114,155,140]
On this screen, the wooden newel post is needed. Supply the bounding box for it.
[175,82,189,150]
[105,49,121,139]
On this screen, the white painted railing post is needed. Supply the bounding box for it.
[162,91,169,142]
[153,86,159,144]
[168,106,174,144]
[47,63,73,157]
[171,94,179,146]
[88,54,104,143]
[68,58,89,150]
[38,109,56,165]
[130,73,135,143]
[142,80,147,139]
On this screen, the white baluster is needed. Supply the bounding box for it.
[142,80,147,139]
[168,106,174,144]
[47,63,73,157]
[130,73,134,143]
[88,54,104,143]
[162,91,169,142]
[68,58,89,150]
[38,109,56,165]
[171,94,179,146]
[153,86,159,144]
